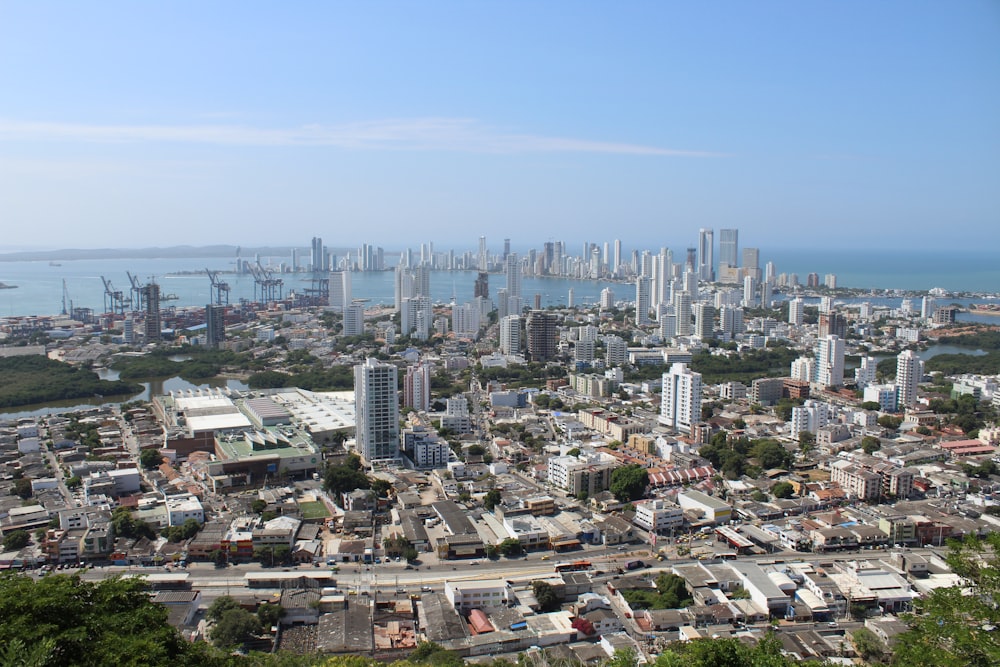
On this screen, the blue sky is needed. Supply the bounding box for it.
[0,1,997,253]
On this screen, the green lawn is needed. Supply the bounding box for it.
[298,500,330,520]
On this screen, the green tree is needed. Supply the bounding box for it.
[893,533,1000,666]
[323,463,371,497]
[257,601,285,629]
[111,506,156,540]
[531,580,560,612]
[771,482,794,499]
[852,627,887,663]
[139,448,163,470]
[0,572,204,666]
[210,608,262,648]
[862,435,882,454]
[878,415,903,429]
[251,499,268,514]
[207,596,242,622]
[497,537,523,557]
[12,479,32,499]
[483,488,502,511]
[2,529,29,551]
[798,430,815,452]
[750,439,793,470]
[610,464,649,501]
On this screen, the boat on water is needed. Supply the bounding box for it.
[49,261,62,267]
[0,282,18,289]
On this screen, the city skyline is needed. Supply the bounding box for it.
[1,2,997,251]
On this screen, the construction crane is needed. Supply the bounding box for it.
[100,276,129,315]
[249,262,283,303]
[206,268,231,306]
[61,279,72,316]
[126,271,144,311]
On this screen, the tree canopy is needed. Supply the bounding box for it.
[0,573,207,666]
[610,464,649,501]
[892,533,1000,667]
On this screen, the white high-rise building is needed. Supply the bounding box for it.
[788,298,805,326]
[791,356,815,382]
[698,228,714,282]
[451,302,481,338]
[342,300,365,336]
[635,276,651,325]
[815,335,845,388]
[478,236,488,271]
[660,362,703,434]
[742,275,758,308]
[896,349,922,410]
[394,266,414,312]
[605,335,627,366]
[694,303,715,340]
[413,264,432,298]
[719,305,744,340]
[719,228,739,269]
[855,356,877,390]
[921,296,937,320]
[599,287,615,310]
[790,401,831,435]
[673,291,692,336]
[505,253,521,299]
[658,310,677,340]
[355,358,400,462]
[329,271,352,313]
[403,362,432,412]
[499,315,521,355]
[401,296,432,340]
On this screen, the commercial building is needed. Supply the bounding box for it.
[678,490,731,524]
[633,499,684,532]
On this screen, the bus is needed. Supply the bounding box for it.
[624,559,645,570]
[554,560,593,573]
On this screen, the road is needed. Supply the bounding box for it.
[73,544,944,596]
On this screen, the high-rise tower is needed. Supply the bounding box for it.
[354,358,400,463]
[698,228,714,282]
[660,362,703,434]
[719,229,739,269]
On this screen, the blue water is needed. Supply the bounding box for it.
[762,248,1000,293]
[0,257,619,317]
[0,247,997,318]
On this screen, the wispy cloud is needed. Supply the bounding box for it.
[0,117,724,157]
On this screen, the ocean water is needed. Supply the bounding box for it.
[0,247,996,319]
[763,248,1000,293]
[0,257,619,317]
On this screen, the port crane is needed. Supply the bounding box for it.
[100,276,129,315]
[126,271,144,311]
[249,262,283,303]
[206,268,231,306]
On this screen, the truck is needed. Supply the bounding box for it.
[624,559,644,571]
